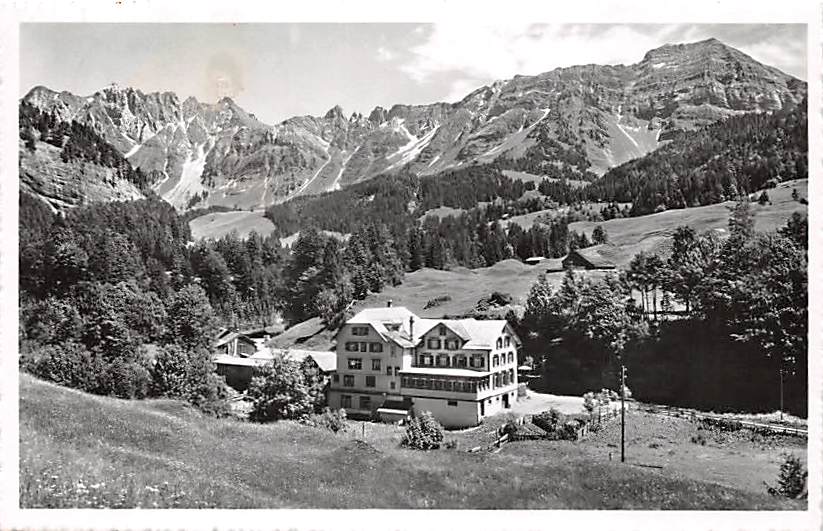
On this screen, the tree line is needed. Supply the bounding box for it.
[515,203,808,415]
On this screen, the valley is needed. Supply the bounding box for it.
[15,26,811,515]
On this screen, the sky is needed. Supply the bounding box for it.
[20,23,807,125]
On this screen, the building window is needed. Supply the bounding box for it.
[401,377,409,387]
[470,355,485,368]
[386,366,392,376]
[394,367,399,376]
[359,396,371,410]
[343,375,355,387]
[372,358,381,371]
[347,358,362,370]
[446,339,459,350]
[492,355,499,367]
[434,379,444,390]
[345,342,358,352]
[437,354,449,367]
[359,342,368,352]
[390,381,396,390]
[455,355,467,368]
[366,375,376,387]
[505,336,511,347]
[369,342,383,353]
[333,374,340,383]
[447,400,458,407]
[352,326,369,336]
[427,338,441,349]
[508,352,514,364]
[439,325,447,336]
[496,338,503,349]
[341,395,352,408]
[390,346,396,357]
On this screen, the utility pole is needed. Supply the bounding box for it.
[620,364,626,463]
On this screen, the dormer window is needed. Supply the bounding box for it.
[438,325,447,336]
[427,338,441,349]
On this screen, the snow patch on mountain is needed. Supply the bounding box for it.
[163,142,209,209]
[331,149,357,191]
[386,125,440,171]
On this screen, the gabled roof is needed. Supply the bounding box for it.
[213,331,256,348]
[416,320,472,341]
[564,244,617,268]
[249,348,337,372]
[348,307,417,325]
[343,306,521,351]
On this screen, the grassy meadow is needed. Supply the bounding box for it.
[20,374,804,509]
[189,210,276,240]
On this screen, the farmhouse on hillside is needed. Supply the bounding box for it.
[327,303,521,428]
[562,244,617,270]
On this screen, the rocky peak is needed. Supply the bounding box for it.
[324,104,345,121]
[368,106,388,124]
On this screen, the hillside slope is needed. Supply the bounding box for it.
[20,374,797,509]
[19,139,144,211]
[271,180,807,351]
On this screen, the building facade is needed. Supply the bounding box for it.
[327,305,521,428]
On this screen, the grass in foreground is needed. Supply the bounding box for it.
[20,374,802,509]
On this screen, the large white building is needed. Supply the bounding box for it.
[327,304,521,428]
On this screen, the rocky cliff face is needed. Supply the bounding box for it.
[19,139,144,211]
[21,38,806,210]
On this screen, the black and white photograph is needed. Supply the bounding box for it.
[0,1,819,529]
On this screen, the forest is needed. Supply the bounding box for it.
[515,202,808,415]
[586,99,808,214]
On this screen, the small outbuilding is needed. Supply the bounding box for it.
[213,331,257,357]
[562,245,617,270]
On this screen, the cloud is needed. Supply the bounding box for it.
[376,46,395,62]
[398,24,806,101]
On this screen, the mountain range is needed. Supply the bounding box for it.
[19,38,806,211]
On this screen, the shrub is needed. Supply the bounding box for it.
[401,411,444,450]
[424,295,452,309]
[100,357,152,399]
[444,439,458,450]
[307,408,348,433]
[533,408,563,435]
[583,392,596,415]
[560,420,581,440]
[758,190,770,205]
[247,354,318,422]
[767,454,807,498]
[691,430,707,446]
[27,342,106,393]
[150,344,230,416]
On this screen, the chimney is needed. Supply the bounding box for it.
[387,299,393,308]
[409,316,415,340]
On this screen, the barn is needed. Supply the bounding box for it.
[562,245,617,270]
